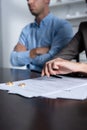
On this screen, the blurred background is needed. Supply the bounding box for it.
[0,0,87,69]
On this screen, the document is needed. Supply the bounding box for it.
[0,76,87,100]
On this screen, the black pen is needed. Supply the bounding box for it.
[51,75,62,79]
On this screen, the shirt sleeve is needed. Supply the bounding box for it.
[10,51,31,66]
[31,22,73,66]
[10,25,31,67]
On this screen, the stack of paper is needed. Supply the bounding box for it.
[0,76,87,100]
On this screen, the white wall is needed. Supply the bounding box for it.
[0,0,3,67]
[1,0,34,68]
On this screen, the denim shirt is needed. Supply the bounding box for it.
[10,13,73,72]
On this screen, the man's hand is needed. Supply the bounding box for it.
[30,47,49,58]
[14,43,27,52]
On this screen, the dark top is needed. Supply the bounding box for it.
[57,22,87,60]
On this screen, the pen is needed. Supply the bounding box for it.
[51,75,62,79]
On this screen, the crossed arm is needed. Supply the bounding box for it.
[14,43,49,58]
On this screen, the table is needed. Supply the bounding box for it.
[0,68,87,130]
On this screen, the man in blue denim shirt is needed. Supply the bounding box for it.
[10,0,73,72]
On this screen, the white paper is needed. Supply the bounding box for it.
[46,85,87,100]
[0,76,87,100]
